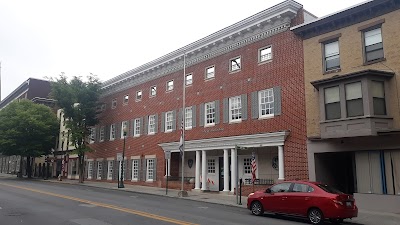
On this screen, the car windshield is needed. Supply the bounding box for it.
[317,184,344,194]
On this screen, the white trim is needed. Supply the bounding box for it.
[145,154,156,159]
[87,159,94,162]
[107,157,115,160]
[130,156,141,159]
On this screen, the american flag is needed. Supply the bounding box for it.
[251,152,257,184]
[179,118,184,157]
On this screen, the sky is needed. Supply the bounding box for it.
[0,0,367,101]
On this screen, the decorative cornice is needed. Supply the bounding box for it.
[101,0,302,96]
[158,131,290,152]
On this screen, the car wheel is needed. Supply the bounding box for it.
[251,201,264,216]
[329,218,344,224]
[308,208,324,225]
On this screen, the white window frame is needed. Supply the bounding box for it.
[364,27,384,63]
[99,126,105,142]
[97,162,102,180]
[230,56,241,72]
[185,107,192,130]
[123,95,129,105]
[166,80,174,92]
[229,96,242,123]
[148,115,156,134]
[239,155,259,180]
[89,128,95,143]
[205,66,215,79]
[134,118,141,137]
[107,161,113,180]
[146,158,155,181]
[243,157,252,175]
[258,88,274,118]
[110,124,116,140]
[132,159,139,181]
[259,46,272,63]
[165,111,173,132]
[150,86,157,97]
[185,73,193,86]
[207,159,216,174]
[205,101,216,126]
[324,40,340,72]
[136,90,142,101]
[88,161,93,179]
[121,121,128,138]
[112,99,117,109]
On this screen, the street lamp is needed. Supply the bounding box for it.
[118,126,127,188]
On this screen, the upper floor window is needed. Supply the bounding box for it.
[136,90,142,101]
[229,96,242,122]
[165,111,173,132]
[324,41,340,72]
[134,118,141,137]
[99,126,105,142]
[230,56,241,72]
[89,128,95,143]
[121,121,128,138]
[324,86,341,120]
[110,124,116,140]
[185,107,193,129]
[259,46,272,63]
[150,86,157,97]
[372,81,386,115]
[345,82,364,117]
[205,101,216,126]
[364,27,384,63]
[123,95,129,105]
[259,88,274,118]
[166,80,174,92]
[148,115,156,134]
[185,73,193,86]
[112,99,117,109]
[205,66,215,79]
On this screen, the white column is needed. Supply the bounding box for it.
[223,149,229,192]
[278,145,285,180]
[201,150,207,191]
[195,150,201,190]
[230,148,237,193]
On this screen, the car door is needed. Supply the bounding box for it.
[286,183,315,216]
[262,182,292,213]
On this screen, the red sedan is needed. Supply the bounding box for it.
[247,181,358,224]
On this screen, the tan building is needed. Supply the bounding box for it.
[292,0,400,212]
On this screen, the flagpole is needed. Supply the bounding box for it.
[179,53,187,197]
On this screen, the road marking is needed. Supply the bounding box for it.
[0,182,197,225]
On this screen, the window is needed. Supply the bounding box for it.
[146,159,155,181]
[123,95,129,105]
[150,86,157,97]
[205,101,216,126]
[88,161,93,179]
[259,46,272,62]
[89,128,95,143]
[364,27,384,62]
[107,161,113,180]
[136,90,142,101]
[100,103,106,111]
[372,81,386,115]
[185,107,192,129]
[134,118,141,137]
[185,73,193,86]
[110,124,116,140]
[293,183,314,193]
[99,126,105,142]
[259,88,274,118]
[324,86,341,120]
[205,66,215,79]
[324,41,340,71]
[121,121,128,138]
[165,111,173,132]
[270,183,291,193]
[132,159,139,181]
[243,158,251,174]
[207,159,215,173]
[148,115,156,134]
[112,99,117,109]
[72,160,77,175]
[166,80,174,91]
[230,56,241,72]
[97,162,102,179]
[229,96,242,122]
[345,82,363,117]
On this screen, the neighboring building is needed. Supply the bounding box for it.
[292,0,400,213]
[0,78,55,177]
[87,0,312,195]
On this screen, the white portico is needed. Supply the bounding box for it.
[159,131,289,192]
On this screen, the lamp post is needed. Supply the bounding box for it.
[118,127,127,188]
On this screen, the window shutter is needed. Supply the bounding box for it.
[137,159,142,181]
[131,119,135,136]
[112,160,118,180]
[123,160,128,181]
[154,114,158,133]
[85,162,88,179]
[139,117,143,135]
[215,100,220,124]
[115,122,121,139]
[93,161,97,179]
[102,160,107,180]
[161,112,165,133]
[273,86,282,116]
[141,158,147,181]
[153,158,157,181]
[178,108,182,129]
[172,110,176,131]
[251,91,259,119]
[105,125,110,141]
[192,105,196,128]
[127,160,132,181]
[199,103,204,127]
[223,98,229,123]
[241,94,248,120]
[143,116,148,135]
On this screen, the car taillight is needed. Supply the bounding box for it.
[333,199,343,205]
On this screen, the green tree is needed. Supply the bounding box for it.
[50,74,102,183]
[0,100,59,178]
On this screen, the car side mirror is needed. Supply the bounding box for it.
[266,188,271,193]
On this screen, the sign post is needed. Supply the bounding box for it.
[165,150,171,195]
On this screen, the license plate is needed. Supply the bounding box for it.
[346,202,352,207]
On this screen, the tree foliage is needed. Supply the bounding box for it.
[50,74,102,183]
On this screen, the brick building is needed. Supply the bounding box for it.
[84,0,312,195]
[292,0,400,213]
